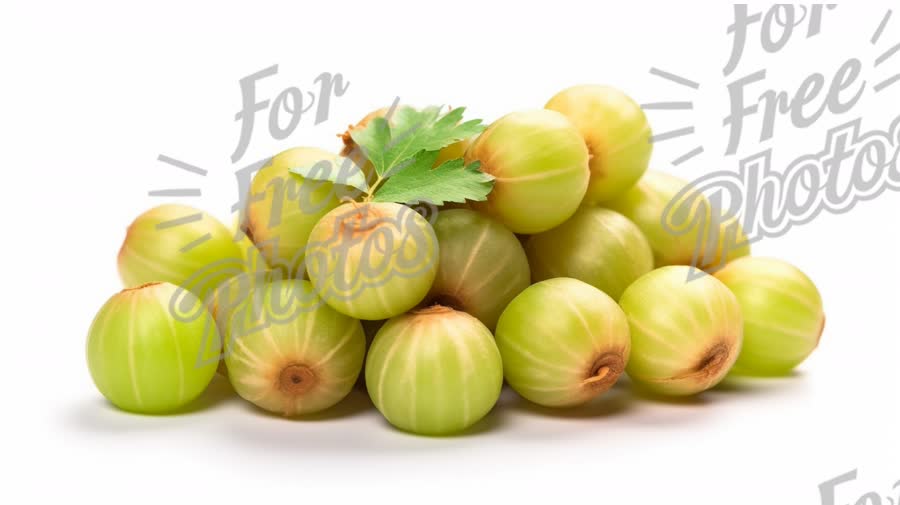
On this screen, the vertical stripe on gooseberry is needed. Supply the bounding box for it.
[552,288,594,363]
[373,287,392,319]
[445,318,472,428]
[127,294,144,409]
[300,300,318,357]
[467,248,512,294]
[453,225,490,295]
[261,324,284,360]
[471,324,500,423]
[122,242,184,284]
[161,296,186,404]
[430,333,447,433]
[435,317,460,431]
[91,296,118,400]
[234,336,265,369]
[374,322,407,410]
[405,328,420,433]
[628,316,681,353]
[314,320,357,368]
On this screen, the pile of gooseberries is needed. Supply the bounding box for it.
[86,84,825,436]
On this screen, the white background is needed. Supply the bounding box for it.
[2,1,898,504]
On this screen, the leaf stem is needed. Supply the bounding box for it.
[364,174,387,202]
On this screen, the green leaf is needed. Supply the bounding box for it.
[350,106,485,178]
[288,155,369,193]
[347,116,390,178]
[372,151,494,206]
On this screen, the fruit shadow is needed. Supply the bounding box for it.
[65,374,237,434]
[629,386,713,406]
[620,372,790,406]
[234,387,375,422]
[707,371,808,398]
[225,387,513,453]
[505,384,637,419]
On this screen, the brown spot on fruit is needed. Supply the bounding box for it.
[278,364,317,396]
[691,342,730,378]
[122,282,162,292]
[581,351,625,393]
[424,294,465,312]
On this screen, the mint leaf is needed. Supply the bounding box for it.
[288,155,369,193]
[350,106,485,178]
[372,151,494,206]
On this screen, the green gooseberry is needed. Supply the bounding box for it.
[220,277,365,416]
[605,171,751,270]
[86,282,219,414]
[118,204,246,299]
[465,109,590,234]
[526,207,653,300]
[714,257,825,376]
[305,202,439,320]
[365,306,503,435]
[244,147,345,276]
[619,266,744,396]
[546,85,652,204]
[423,209,530,330]
[495,278,631,407]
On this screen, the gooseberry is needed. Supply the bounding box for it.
[465,109,589,234]
[208,271,272,377]
[118,204,246,299]
[714,257,825,376]
[85,282,219,413]
[355,319,386,390]
[423,209,530,330]
[230,212,270,272]
[494,278,631,407]
[525,207,653,300]
[619,266,743,396]
[305,202,439,320]
[605,171,751,269]
[365,306,503,435]
[244,147,345,275]
[546,85,652,204]
[220,277,366,416]
[707,214,751,272]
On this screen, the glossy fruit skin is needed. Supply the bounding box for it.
[526,207,653,300]
[546,85,652,204]
[208,271,282,333]
[619,266,743,396]
[434,137,473,167]
[714,257,825,376]
[706,214,751,273]
[221,278,365,416]
[245,147,347,276]
[86,282,219,414]
[118,204,246,299]
[230,212,270,273]
[208,271,277,377]
[305,202,439,320]
[355,319,386,390]
[495,278,631,407]
[605,171,751,269]
[466,109,590,234]
[425,209,530,330]
[365,307,503,435]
